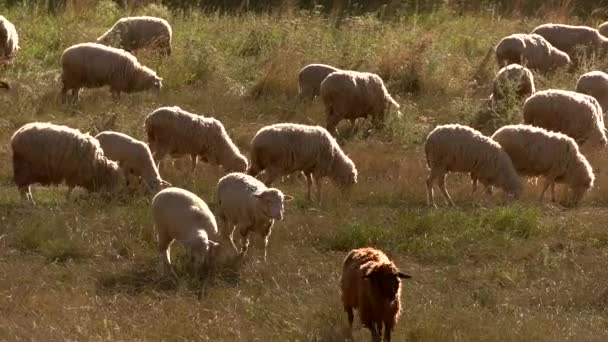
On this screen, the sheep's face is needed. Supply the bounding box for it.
[189,237,217,270]
[254,189,293,221]
[364,263,411,303]
[226,154,248,173]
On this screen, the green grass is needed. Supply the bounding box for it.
[1,1,608,340]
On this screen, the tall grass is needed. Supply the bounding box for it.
[1,1,608,340]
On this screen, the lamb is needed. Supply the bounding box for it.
[495,33,571,72]
[341,247,411,342]
[599,22,608,38]
[491,124,595,205]
[424,124,522,207]
[248,123,358,203]
[11,122,123,204]
[522,89,607,147]
[60,42,162,102]
[151,187,239,279]
[94,131,171,193]
[491,63,535,108]
[96,16,172,56]
[0,15,19,89]
[575,71,608,114]
[144,106,248,174]
[216,172,293,262]
[297,63,340,100]
[531,24,608,57]
[320,70,400,136]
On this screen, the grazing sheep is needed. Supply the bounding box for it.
[320,70,400,136]
[492,124,595,205]
[248,123,358,203]
[523,89,607,147]
[94,131,171,193]
[96,16,172,56]
[11,122,123,204]
[491,63,535,108]
[531,24,608,57]
[424,124,522,207]
[495,33,571,72]
[0,15,19,89]
[599,22,608,38]
[341,247,411,342]
[144,106,248,174]
[60,42,162,102]
[297,63,340,100]
[216,172,293,262]
[575,71,608,113]
[151,187,238,278]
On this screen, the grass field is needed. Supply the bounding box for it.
[2,1,608,340]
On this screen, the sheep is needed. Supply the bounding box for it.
[522,89,607,147]
[0,15,19,89]
[424,124,522,207]
[96,16,172,56]
[575,71,608,114]
[491,63,535,108]
[320,70,400,137]
[491,124,595,205]
[599,22,608,38]
[248,123,358,203]
[531,24,608,58]
[216,172,293,262]
[144,106,248,174]
[297,63,340,100]
[60,42,162,102]
[495,33,571,72]
[151,187,239,279]
[94,131,171,193]
[11,122,123,204]
[341,247,411,342]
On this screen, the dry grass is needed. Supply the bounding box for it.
[1,1,608,341]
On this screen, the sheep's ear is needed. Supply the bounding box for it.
[253,192,265,199]
[283,194,294,202]
[363,268,374,278]
[397,272,411,279]
[208,239,219,248]
[161,180,172,187]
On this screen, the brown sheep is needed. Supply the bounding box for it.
[341,247,411,342]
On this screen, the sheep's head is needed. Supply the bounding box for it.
[566,157,595,205]
[225,153,249,173]
[254,188,293,221]
[133,67,163,93]
[363,262,411,302]
[332,154,358,190]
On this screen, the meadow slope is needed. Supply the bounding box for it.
[1,2,608,340]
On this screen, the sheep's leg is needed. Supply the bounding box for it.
[236,225,250,256]
[539,178,554,202]
[313,175,322,204]
[262,169,279,187]
[65,186,74,201]
[263,235,269,263]
[326,111,341,137]
[158,233,177,279]
[153,149,167,169]
[345,305,354,329]
[19,186,35,205]
[426,172,437,208]
[61,85,69,103]
[190,154,198,172]
[370,323,381,342]
[471,175,478,194]
[437,173,455,207]
[382,322,392,342]
[111,90,121,101]
[305,172,313,202]
[551,183,557,203]
[73,88,81,102]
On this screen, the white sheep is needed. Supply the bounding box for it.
[94,131,171,193]
[575,71,608,114]
[297,63,340,100]
[320,70,400,136]
[216,172,293,262]
[11,122,123,204]
[531,24,608,57]
[495,33,571,72]
[96,16,172,56]
[522,89,607,147]
[424,124,522,207]
[0,15,19,89]
[491,124,595,205]
[248,123,358,203]
[151,187,238,279]
[61,42,162,102]
[144,106,248,174]
[491,63,535,108]
[599,22,608,37]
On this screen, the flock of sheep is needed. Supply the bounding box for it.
[2,11,608,341]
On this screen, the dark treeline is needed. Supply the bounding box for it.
[2,0,608,19]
